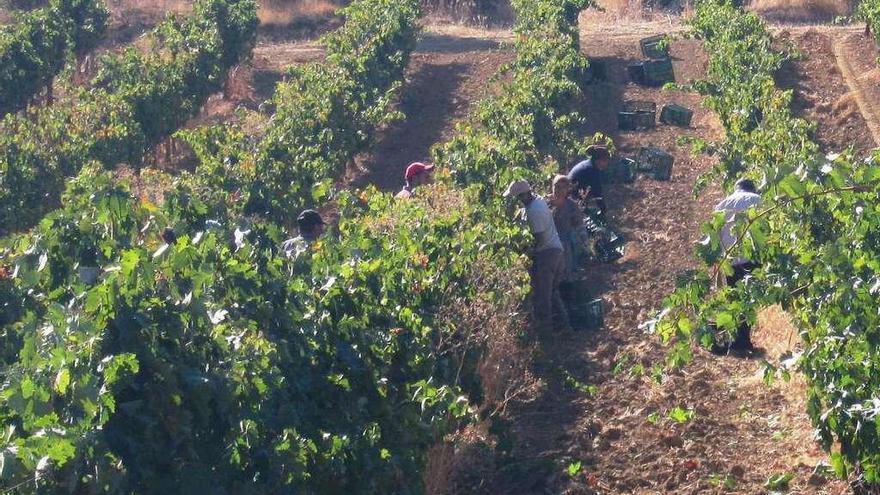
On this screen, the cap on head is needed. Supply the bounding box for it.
[405,162,435,180]
[735,178,757,193]
[297,209,324,230]
[503,179,532,198]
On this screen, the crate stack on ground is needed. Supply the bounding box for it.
[628,34,675,86]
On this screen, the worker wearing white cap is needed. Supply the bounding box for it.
[504,179,570,333]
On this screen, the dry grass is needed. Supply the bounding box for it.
[755,304,801,361]
[259,0,338,28]
[423,0,514,25]
[749,0,855,22]
[595,0,651,17]
[833,92,862,124]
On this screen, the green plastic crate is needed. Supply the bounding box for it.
[636,147,674,181]
[569,298,604,330]
[606,157,636,183]
[627,62,645,84]
[660,103,693,127]
[596,230,626,263]
[582,212,626,263]
[619,100,656,131]
[640,34,669,59]
[642,58,675,86]
[560,278,593,303]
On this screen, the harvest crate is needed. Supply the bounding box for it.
[627,62,645,84]
[636,146,674,180]
[660,103,693,127]
[595,231,626,263]
[642,58,675,86]
[575,298,605,330]
[560,278,593,302]
[583,212,626,263]
[640,34,669,59]
[619,100,656,130]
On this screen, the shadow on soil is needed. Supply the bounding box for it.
[252,69,285,104]
[353,61,471,191]
[258,13,343,42]
[774,54,814,124]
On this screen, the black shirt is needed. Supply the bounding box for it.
[567,159,606,214]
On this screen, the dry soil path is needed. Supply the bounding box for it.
[832,33,880,146]
[775,26,879,154]
[831,38,880,144]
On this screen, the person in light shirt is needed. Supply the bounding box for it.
[503,179,571,333]
[713,177,761,353]
[281,209,325,259]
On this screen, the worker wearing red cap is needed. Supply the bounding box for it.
[396,162,435,199]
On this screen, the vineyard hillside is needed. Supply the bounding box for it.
[2,0,880,493]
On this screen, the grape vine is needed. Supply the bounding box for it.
[0,0,599,491]
[0,0,109,116]
[0,0,258,235]
[656,0,880,484]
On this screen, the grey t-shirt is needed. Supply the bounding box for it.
[525,197,563,252]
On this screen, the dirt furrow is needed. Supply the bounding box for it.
[775,29,875,155]
[832,34,880,146]
[345,36,514,191]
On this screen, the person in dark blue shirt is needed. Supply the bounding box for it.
[567,145,611,217]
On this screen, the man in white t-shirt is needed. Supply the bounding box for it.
[504,179,570,333]
[712,178,761,353]
[281,209,325,259]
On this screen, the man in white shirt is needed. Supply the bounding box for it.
[281,209,325,259]
[713,178,761,353]
[504,179,570,333]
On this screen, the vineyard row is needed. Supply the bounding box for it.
[0,0,258,235]
[0,0,108,117]
[660,0,880,484]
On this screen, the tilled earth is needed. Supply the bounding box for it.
[777,28,877,155]
[349,33,515,191]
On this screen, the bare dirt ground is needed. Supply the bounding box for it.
[777,28,877,154]
[348,31,514,191]
[749,0,853,23]
[833,31,880,146]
